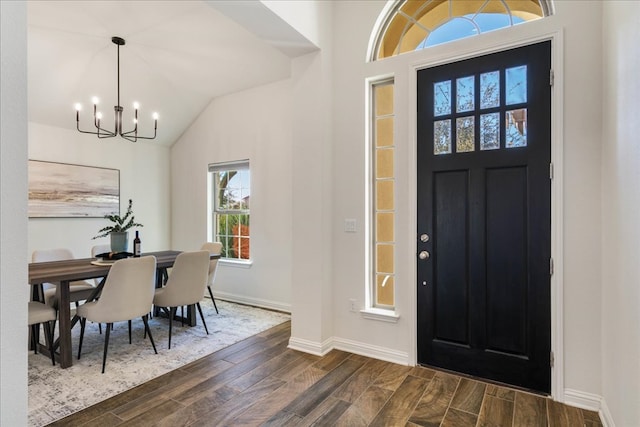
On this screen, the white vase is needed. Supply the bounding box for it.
[110,232,129,253]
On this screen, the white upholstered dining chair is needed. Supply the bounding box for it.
[28,301,57,365]
[77,256,158,373]
[200,242,222,314]
[90,244,112,334]
[153,250,210,349]
[32,248,96,308]
[90,244,111,286]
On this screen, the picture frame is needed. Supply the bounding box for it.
[28,160,120,218]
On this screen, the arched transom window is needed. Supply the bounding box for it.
[372,0,551,60]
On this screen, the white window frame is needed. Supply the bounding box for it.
[208,159,251,266]
[363,78,400,323]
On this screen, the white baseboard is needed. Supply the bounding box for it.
[564,389,614,427]
[331,337,409,365]
[599,398,615,427]
[564,388,602,412]
[212,291,291,313]
[288,336,333,356]
[288,335,409,366]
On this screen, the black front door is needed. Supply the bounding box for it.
[417,41,552,393]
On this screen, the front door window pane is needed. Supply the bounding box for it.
[480,113,500,150]
[456,116,475,152]
[434,119,452,155]
[480,71,500,109]
[506,108,527,147]
[506,65,527,105]
[456,76,475,113]
[434,81,451,116]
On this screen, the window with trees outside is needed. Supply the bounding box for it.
[209,160,250,261]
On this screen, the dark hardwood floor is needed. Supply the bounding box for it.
[48,321,602,426]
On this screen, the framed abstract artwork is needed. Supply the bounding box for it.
[28,160,120,218]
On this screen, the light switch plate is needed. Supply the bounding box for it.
[344,218,357,232]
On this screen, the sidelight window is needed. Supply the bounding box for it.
[371,81,396,310]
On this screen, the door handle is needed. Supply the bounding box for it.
[419,250,430,260]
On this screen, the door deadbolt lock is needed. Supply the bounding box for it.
[420,234,430,242]
[419,250,430,260]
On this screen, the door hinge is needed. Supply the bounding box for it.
[550,69,554,86]
[550,351,555,368]
[550,162,554,180]
[550,257,554,276]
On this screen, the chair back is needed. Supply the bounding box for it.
[89,256,157,323]
[91,244,111,258]
[91,244,112,286]
[32,248,76,290]
[200,242,222,286]
[32,248,74,263]
[159,251,210,307]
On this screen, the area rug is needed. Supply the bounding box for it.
[27,299,290,427]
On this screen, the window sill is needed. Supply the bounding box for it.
[360,308,400,323]
[219,259,253,268]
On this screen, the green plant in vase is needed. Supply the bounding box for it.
[93,199,143,253]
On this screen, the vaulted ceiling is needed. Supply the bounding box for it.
[28,1,317,146]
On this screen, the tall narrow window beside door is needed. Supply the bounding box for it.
[372,81,395,310]
[208,160,250,261]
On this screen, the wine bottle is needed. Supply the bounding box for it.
[133,230,141,257]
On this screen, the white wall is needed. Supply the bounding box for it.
[170,79,293,311]
[28,123,171,259]
[601,2,640,425]
[262,0,322,47]
[556,1,604,403]
[331,1,415,360]
[0,2,28,424]
[288,1,334,352]
[329,0,605,403]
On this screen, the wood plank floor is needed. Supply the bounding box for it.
[48,321,603,427]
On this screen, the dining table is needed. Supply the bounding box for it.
[28,250,219,368]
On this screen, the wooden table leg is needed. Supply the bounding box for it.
[186,305,196,326]
[153,268,167,317]
[56,280,72,368]
[30,285,41,351]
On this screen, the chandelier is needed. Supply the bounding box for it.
[75,36,158,142]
